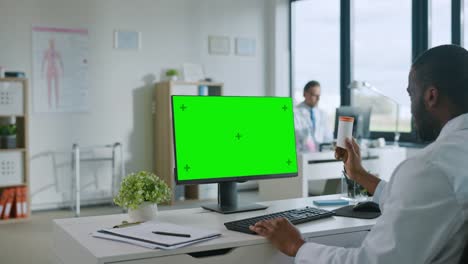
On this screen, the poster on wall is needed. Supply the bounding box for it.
[32,26,90,112]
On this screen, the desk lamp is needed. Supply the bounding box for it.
[348,80,400,146]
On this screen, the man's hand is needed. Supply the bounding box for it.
[249,218,305,257]
[335,138,381,195]
[341,138,367,181]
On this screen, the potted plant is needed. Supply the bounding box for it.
[0,124,17,149]
[114,171,171,222]
[165,69,179,81]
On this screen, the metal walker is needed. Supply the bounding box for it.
[71,143,125,217]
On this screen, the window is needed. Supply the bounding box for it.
[291,0,340,129]
[291,0,465,142]
[430,0,452,47]
[353,0,412,133]
[465,0,468,47]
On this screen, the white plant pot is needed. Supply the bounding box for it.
[170,75,178,81]
[128,202,158,222]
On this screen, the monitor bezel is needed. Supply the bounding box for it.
[333,106,372,139]
[171,95,298,185]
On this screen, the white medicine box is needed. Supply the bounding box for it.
[0,151,24,186]
[0,81,24,116]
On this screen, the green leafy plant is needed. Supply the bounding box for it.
[165,69,179,77]
[0,124,16,136]
[114,171,171,210]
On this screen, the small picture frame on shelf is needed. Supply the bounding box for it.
[182,63,205,82]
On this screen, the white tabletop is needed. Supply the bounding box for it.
[53,195,376,263]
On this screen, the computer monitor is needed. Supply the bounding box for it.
[334,106,371,140]
[171,95,298,214]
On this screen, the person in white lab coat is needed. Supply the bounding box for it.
[250,45,468,263]
[296,80,333,152]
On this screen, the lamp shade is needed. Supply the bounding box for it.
[348,80,401,145]
[348,80,372,90]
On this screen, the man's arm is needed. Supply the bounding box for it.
[253,159,462,263]
[371,180,387,206]
[336,138,381,195]
[338,138,391,207]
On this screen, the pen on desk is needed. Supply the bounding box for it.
[152,231,191,238]
[113,221,142,228]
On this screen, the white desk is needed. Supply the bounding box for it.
[259,147,406,201]
[52,195,376,264]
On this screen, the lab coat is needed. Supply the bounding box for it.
[296,102,333,147]
[295,113,468,264]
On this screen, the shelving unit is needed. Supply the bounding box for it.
[0,78,30,223]
[0,148,26,152]
[154,81,223,205]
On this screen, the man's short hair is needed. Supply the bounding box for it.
[412,45,468,112]
[303,80,321,93]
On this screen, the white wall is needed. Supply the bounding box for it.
[0,0,278,209]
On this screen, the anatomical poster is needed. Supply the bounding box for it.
[32,26,89,112]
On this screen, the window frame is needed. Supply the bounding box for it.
[289,0,342,131]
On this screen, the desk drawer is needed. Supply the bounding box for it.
[109,243,293,264]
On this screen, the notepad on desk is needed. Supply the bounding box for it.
[92,221,221,250]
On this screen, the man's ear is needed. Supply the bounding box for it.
[424,86,440,109]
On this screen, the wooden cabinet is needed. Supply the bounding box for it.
[0,78,30,223]
[154,81,223,204]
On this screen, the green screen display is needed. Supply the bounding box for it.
[172,96,298,183]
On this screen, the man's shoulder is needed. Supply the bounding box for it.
[296,102,307,108]
[421,134,468,162]
[295,102,309,114]
[394,136,468,183]
[398,141,454,171]
[390,137,468,211]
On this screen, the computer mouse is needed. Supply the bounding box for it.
[352,201,381,213]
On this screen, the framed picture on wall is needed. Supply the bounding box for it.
[208,36,230,55]
[235,37,256,56]
[114,30,141,50]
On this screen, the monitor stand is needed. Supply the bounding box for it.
[201,182,268,214]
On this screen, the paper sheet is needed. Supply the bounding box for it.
[92,232,219,250]
[92,221,221,250]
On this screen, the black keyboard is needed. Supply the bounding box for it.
[224,207,335,234]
